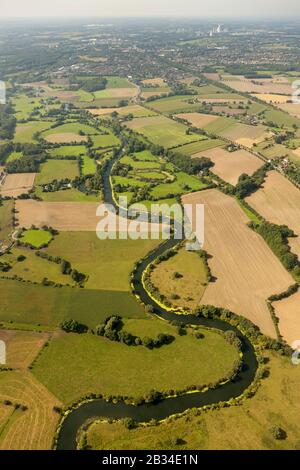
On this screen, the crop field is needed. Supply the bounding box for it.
[0,329,50,370]
[105,76,136,88]
[193,147,263,185]
[85,353,300,450]
[176,139,225,155]
[14,121,53,143]
[246,171,300,259]
[253,94,290,104]
[20,229,52,248]
[176,112,220,128]
[263,108,300,128]
[278,103,300,119]
[223,79,292,95]
[274,290,300,346]
[0,173,36,197]
[150,247,208,310]
[141,78,167,86]
[16,200,162,234]
[35,160,79,185]
[32,322,239,404]
[148,95,202,113]
[0,279,146,327]
[41,123,98,144]
[0,200,13,242]
[48,145,86,158]
[0,247,73,285]
[221,122,269,147]
[88,105,156,118]
[125,115,202,148]
[182,189,293,337]
[35,187,100,202]
[0,371,61,450]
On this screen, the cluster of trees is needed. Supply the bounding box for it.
[235,164,269,199]
[35,251,86,284]
[0,142,13,164]
[77,77,107,93]
[73,170,102,195]
[59,319,88,333]
[0,104,16,140]
[256,222,300,274]
[169,152,214,175]
[6,152,46,174]
[96,315,174,349]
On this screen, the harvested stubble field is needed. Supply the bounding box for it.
[221,123,269,148]
[45,133,88,144]
[252,94,290,104]
[0,371,61,450]
[15,200,163,234]
[0,330,50,370]
[176,112,220,128]
[0,173,36,197]
[223,79,292,95]
[246,171,300,259]
[182,189,293,337]
[274,290,300,346]
[192,147,263,185]
[0,200,13,241]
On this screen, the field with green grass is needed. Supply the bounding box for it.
[0,200,13,241]
[36,160,79,185]
[32,318,239,404]
[48,145,87,158]
[20,229,52,248]
[91,132,120,149]
[35,187,100,202]
[84,353,300,450]
[41,122,97,139]
[14,121,53,143]
[151,172,208,198]
[148,95,202,113]
[81,155,97,175]
[0,279,145,328]
[45,233,160,291]
[6,151,22,163]
[126,115,203,148]
[11,94,41,120]
[1,247,72,284]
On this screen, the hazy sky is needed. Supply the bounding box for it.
[1,0,300,18]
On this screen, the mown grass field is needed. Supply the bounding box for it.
[85,353,300,450]
[0,279,145,327]
[0,371,61,450]
[147,95,202,113]
[150,247,208,310]
[35,160,79,185]
[20,229,52,248]
[32,320,239,404]
[91,132,120,149]
[126,115,203,148]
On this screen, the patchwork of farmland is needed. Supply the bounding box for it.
[182,189,293,337]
